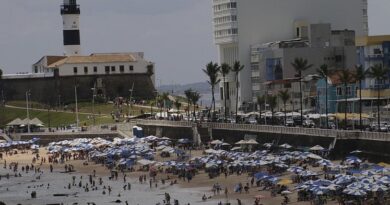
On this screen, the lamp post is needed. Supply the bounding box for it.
[26,90,31,133]
[91,87,96,126]
[74,85,79,129]
[128,83,134,117]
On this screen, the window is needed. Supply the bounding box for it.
[120,65,124,73]
[374,48,382,55]
[335,55,343,62]
[111,66,116,72]
[346,86,352,96]
[93,66,97,72]
[73,67,78,74]
[336,87,342,96]
[84,66,88,74]
[129,65,134,71]
[105,66,110,73]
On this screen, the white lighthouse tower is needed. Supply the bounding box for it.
[61,0,81,56]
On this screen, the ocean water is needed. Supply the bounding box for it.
[0,169,217,205]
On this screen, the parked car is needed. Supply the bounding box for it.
[285,118,295,127]
[303,119,315,128]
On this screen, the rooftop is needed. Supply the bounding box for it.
[356,35,390,46]
[47,53,137,68]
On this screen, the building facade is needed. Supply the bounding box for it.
[251,24,357,106]
[212,0,368,115]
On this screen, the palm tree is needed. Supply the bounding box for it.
[156,95,164,114]
[278,90,290,126]
[232,61,245,122]
[267,95,278,125]
[317,64,330,128]
[161,92,170,118]
[338,69,352,130]
[190,91,201,121]
[220,63,231,121]
[368,64,390,130]
[174,98,182,111]
[257,95,265,124]
[355,65,366,130]
[291,58,313,125]
[184,89,193,121]
[203,62,220,120]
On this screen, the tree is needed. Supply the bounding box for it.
[0,68,3,79]
[184,89,193,121]
[190,91,201,121]
[232,61,245,122]
[338,69,352,130]
[220,63,231,121]
[368,64,389,130]
[174,98,182,111]
[291,58,313,125]
[355,65,366,130]
[203,62,220,120]
[161,92,170,118]
[317,64,330,128]
[257,95,265,124]
[267,95,278,125]
[278,90,290,126]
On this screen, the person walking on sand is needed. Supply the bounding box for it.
[224,187,228,198]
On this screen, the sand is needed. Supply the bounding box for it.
[0,148,337,205]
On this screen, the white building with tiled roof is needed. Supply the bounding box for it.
[32,52,155,84]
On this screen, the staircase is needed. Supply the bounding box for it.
[0,133,12,142]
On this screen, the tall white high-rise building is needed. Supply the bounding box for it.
[212,0,368,114]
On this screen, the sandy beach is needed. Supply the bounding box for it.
[0,147,308,205]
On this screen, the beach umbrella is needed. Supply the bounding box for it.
[350,150,363,154]
[281,190,292,195]
[307,153,323,160]
[287,166,304,174]
[370,185,388,192]
[235,140,247,145]
[278,179,293,186]
[343,189,367,196]
[210,140,223,145]
[309,145,325,151]
[245,139,259,145]
[263,143,273,148]
[279,143,292,149]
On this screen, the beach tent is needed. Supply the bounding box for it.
[6,118,23,126]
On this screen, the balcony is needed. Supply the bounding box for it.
[365,54,384,61]
[61,5,80,15]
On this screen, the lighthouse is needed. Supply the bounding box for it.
[61,0,81,56]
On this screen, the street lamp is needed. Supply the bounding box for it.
[128,83,134,118]
[91,87,96,125]
[25,90,31,133]
[74,85,79,129]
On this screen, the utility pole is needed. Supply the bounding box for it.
[26,90,30,133]
[75,85,79,129]
[128,82,134,117]
[91,87,96,125]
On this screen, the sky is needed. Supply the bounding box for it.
[0,0,390,85]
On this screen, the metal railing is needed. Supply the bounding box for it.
[129,119,390,141]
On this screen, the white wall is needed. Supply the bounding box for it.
[57,60,149,76]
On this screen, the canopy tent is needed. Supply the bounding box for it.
[7,118,23,126]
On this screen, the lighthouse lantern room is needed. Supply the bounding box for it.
[61,0,81,56]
